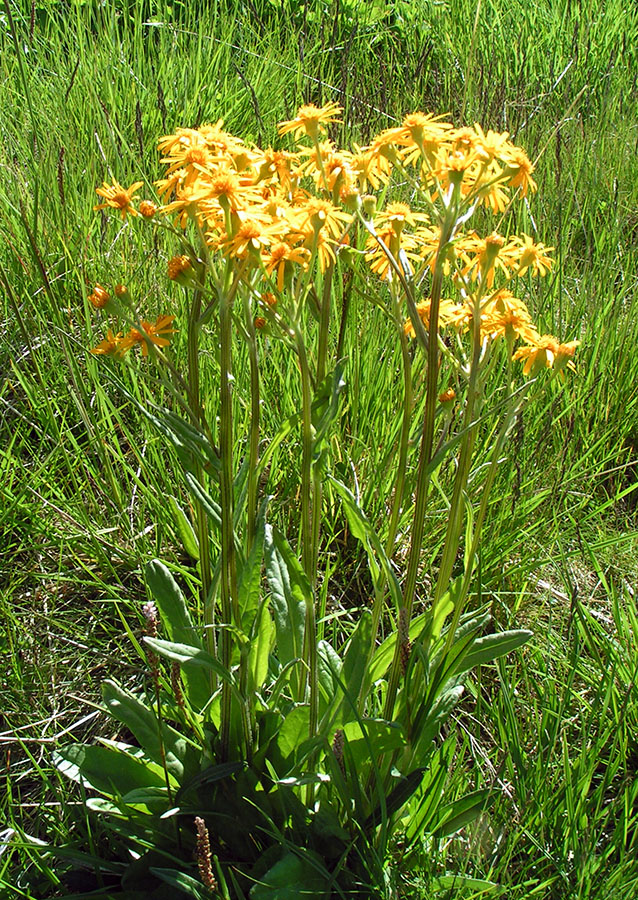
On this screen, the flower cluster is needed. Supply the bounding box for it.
[90,312,176,358]
[88,104,577,375]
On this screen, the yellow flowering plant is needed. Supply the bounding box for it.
[56,104,579,897]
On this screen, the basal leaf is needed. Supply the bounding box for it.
[144,637,235,685]
[250,851,328,899]
[328,477,402,612]
[264,525,307,694]
[430,788,493,838]
[454,629,533,674]
[102,680,189,781]
[167,496,200,561]
[53,743,166,797]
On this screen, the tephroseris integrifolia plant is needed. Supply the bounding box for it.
[87,105,578,779]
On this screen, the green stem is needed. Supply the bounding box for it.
[187,291,214,660]
[242,292,261,550]
[218,267,240,760]
[310,264,334,584]
[430,273,491,629]
[429,306,482,628]
[383,198,458,721]
[294,326,314,581]
[385,292,413,557]
[443,387,527,652]
[293,325,319,794]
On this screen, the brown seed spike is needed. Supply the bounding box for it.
[194,817,217,893]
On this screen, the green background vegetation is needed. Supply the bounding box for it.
[1,0,638,896]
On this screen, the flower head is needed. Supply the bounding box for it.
[94,180,144,218]
[139,200,157,218]
[90,329,123,356]
[168,255,193,282]
[513,233,554,276]
[372,112,452,165]
[120,315,177,357]
[502,146,537,195]
[263,242,310,290]
[88,284,110,309]
[278,102,342,141]
[513,334,560,375]
[403,297,457,337]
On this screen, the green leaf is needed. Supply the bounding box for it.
[105,372,220,476]
[431,789,493,838]
[410,682,464,758]
[365,767,425,831]
[322,611,372,729]
[250,851,328,899]
[368,612,427,684]
[342,718,406,772]
[175,761,245,803]
[328,477,403,612]
[311,362,347,470]
[239,507,267,630]
[144,637,235,685]
[264,526,307,693]
[404,740,453,844]
[454,629,533,674]
[168,496,200,561]
[144,563,212,710]
[102,680,189,780]
[53,743,166,797]
[183,471,222,530]
[317,640,341,706]
[276,705,310,764]
[432,875,501,893]
[151,868,210,899]
[145,560,202,648]
[249,599,274,692]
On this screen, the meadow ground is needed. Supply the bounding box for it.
[1,1,638,897]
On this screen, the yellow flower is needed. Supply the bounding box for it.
[438,388,456,404]
[155,168,187,200]
[168,255,193,281]
[372,112,452,165]
[403,297,457,337]
[513,334,560,375]
[502,146,537,195]
[263,242,310,290]
[88,283,110,309]
[291,197,352,240]
[512,234,554,276]
[469,123,511,163]
[463,231,520,286]
[203,169,263,212]
[254,148,299,189]
[365,226,420,280]
[139,200,157,218]
[555,340,581,375]
[375,202,429,233]
[480,289,535,342]
[220,218,283,260]
[120,315,177,357]
[90,329,123,356]
[198,120,247,157]
[278,102,342,141]
[351,144,393,191]
[94,180,143,218]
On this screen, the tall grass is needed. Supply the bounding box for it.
[1,0,638,896]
